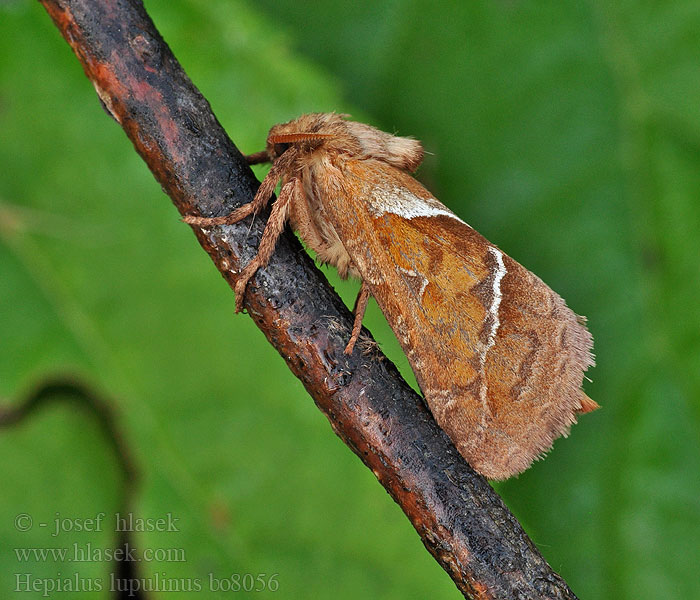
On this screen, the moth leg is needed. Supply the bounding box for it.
[184,147,297,227]
[233,178,297,311]
[345,281,371,355]
[245,150,270,165]
[184,194,264,228]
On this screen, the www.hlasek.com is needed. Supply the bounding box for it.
[15,572,280,597]
[15,542,184,564]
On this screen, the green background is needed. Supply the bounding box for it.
[2,0,699,598]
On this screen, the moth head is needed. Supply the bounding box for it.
[266,113,342,161]
[266,113,424,172]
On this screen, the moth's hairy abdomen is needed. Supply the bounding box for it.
[289,174,357,279]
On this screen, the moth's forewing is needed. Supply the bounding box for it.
[321,160,594,479]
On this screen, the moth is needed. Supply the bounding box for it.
[186,113,597,480]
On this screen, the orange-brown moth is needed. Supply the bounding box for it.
[186,113,597,480]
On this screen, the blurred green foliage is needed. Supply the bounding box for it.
[1,0,699,598]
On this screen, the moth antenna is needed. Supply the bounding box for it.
[268,133,334,144]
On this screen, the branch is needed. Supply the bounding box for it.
[39,1,579,598]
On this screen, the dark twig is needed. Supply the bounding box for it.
[39,1,579,597]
